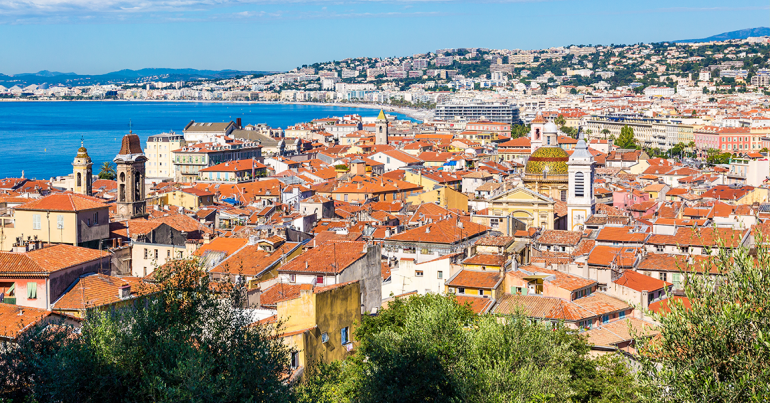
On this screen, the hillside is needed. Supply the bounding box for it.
[677,27,770,43]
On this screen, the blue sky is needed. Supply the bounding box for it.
[0,0,767,75]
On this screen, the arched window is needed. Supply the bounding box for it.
[120,172,126,182]
[76,172,82,187]
[575,172,585,197]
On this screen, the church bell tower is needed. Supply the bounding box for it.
[72,140,93,196]
[567,130,596,230]
[375,109,389,145]
[114,132,148,221]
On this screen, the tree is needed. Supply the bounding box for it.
[511,124,530,139]
[296,294,640,403]
[637,232,770,401]
[601,128,611,139]
[616,125,638,149]
[98,161,116,180]
[554,114,567,127]
[0,259,293,403]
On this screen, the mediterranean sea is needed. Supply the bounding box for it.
[0,101,414,180]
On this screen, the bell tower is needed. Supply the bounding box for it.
[114,131,148,221]
[375,109,389,145]
[530,113,545,152]
[72,139,93,196]
[567,130,596,231]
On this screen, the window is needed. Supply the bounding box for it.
[167,250,171,259]
[479,289,485,296]
[316,275,324,285]
[94,212,98,224]
[321,333,329,343]
[27,282,37,299]
[57,215,64,229]
[341,326,350,345]
[437,271,443,279]
[290,351,299,369]
[660,272,667,282]
[33,214,41,230]
[575,172,584,197]
[154,249,159,259]
[144,248,148,259]
[602,314,609,324]
[490,218,500,229]
[177,251,183,258]
[458,287,465,294]
[619,310,625,319]
[415,270,424,277]
[656,245,664,252]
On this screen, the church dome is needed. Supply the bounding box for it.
[75,145,91,161]
[543,121,559,134]
[525,146,569,175]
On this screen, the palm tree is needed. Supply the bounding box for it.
[601,129,611,139]
[98,161,116,180]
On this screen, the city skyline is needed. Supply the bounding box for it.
[0,0,768,75]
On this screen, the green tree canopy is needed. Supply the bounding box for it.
[616,125,639,149]
[0,259,293,403]
[98,161,116,180]
[296,294,639,403]
[511,124,531,139]
[637,233,770,401]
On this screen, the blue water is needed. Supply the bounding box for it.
[0,101,413,180]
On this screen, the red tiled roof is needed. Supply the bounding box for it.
[53,274,152,310]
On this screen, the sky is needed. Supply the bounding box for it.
[0,0,768,75]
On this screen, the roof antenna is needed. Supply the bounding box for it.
[129,119,133,134]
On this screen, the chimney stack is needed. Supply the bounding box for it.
[119,284,131,300]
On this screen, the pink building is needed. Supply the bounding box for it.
[612,189,651,211]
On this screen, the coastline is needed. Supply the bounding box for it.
[0,98,432,122]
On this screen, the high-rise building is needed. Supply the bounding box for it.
[114,132,148,221]
[435,103,520,124]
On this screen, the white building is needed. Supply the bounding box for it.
[145,132,187,180]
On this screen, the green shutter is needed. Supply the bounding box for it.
[27,282,37,299]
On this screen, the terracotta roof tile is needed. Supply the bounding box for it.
[446,270,502,289]
[613,270,671,292]
[16,193,108,212]
[0,244,109,276]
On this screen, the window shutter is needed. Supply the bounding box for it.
[27,282,37,299]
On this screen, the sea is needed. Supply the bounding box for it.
[0,101,414,180]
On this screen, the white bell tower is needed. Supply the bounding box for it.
[567,130,595,231]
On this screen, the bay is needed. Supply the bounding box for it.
[0,101,413,180]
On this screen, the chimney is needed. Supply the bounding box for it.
[237,118,242,129]
[118,284,131,300]
[385,228,391,238]
[426,226,431,234]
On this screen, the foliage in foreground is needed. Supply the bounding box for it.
[295,294,639,403]
[637,235,770,402]
[0,259,293,403]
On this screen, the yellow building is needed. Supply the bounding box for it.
[6,193,110,250]
[445,269,503,299]
[157,188,215,210]
[479,186,557,230]
[277,281,361,371]
[406,186,469,212]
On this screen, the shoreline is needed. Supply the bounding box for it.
[0,98,432,122]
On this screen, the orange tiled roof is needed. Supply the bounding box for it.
[16,193,108,212]
[446,270,502,289]
[0,303,53,340]
[209,242,300,277]
[389,218,488,244]
[278,241,367,274]
[613,270,671,292]
[52,274,151,310]
[194,237,248,257]
[0,244,109,276]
